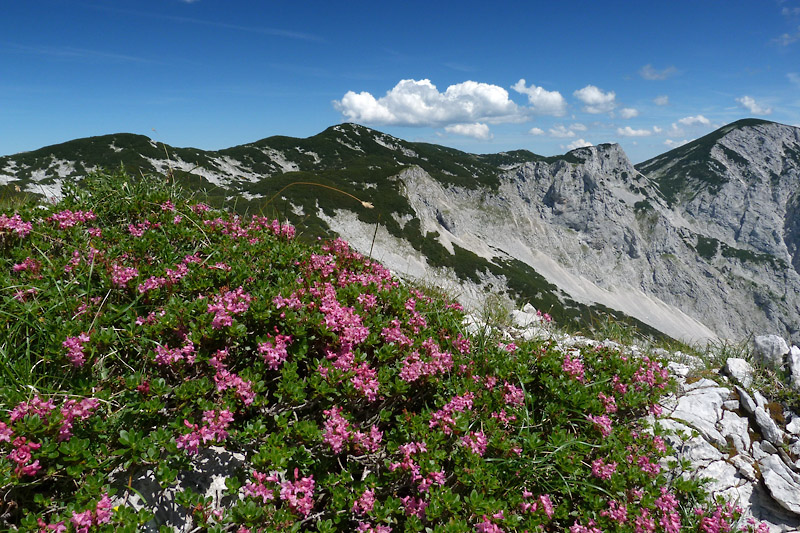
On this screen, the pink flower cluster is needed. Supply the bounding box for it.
[429,392,474,435]
[0,213,32,237]
[176,409,234,455]
[591,458,618,480]
[322,406,382,454]
[62,332,91,367]
[562,351,585,382]
[503,382,525,407]
[12,257,41,274]
[381,320,413,347]
[461,430,488,456]
[587,414,613,437]
[569,519,602,533]
[208,351,256,405]
[519,491,555,518]
[476,514,504,533]
[127,220,154,237]
[398,338,453,383]
[600,500,628,525]
[632,356,671,391]
[49,209,96,229]
[401,496,427,519]
[110,263,139,288]
[137,261,190,293]
[317,283,369,344]
[598,392,618,413]
[154,340,196,366]
[352,488,375,515]
[7,436,41,477]
[310,253,337,277]
[243,468,314,517]
[9,394,55,423]
[58,397,100,441]
[67,493,113,533]
[257,334,293,370]
[207,286,252,329]
[388,441,427,481]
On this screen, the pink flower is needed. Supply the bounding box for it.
[110,263,138,288]
[600,500,628,524]
[0,213,33,237]
[562,352,585,382]
[322,406,351,454]
[176,410,234,455]
[280,468,315,517]
[258,334,292,370]
[71,509,94,533]
[0,422,13,443]
[591,458,617,480]
[503,382,525,407]
[243,471,278,503]
[587,414,613,437]
[461,431,488,456]
[62,333,91,367]
[352,488,375,515]
[475,515,504,533]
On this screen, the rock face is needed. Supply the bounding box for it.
[328,120,800,344]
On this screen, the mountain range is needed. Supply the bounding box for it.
[2,118,799,344]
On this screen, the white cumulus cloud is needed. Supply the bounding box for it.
[619,108,639,119]
[565,138,593,150]
[333,79,523,127]
[549,124,576,138]
[653,95,669,106]
[571,122,587,131]
[573,85,616,114]
[528,127,545,135]
[617,126,652,137]
[677,115,710,126]
[444,122,492,140]
[511,79,567,116]
[736,95,772,115]
[639,64,678,80]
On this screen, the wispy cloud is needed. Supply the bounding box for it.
[639,64,678,80]
[775,25,800,46]
[88,5,323,42]
[653,95,669,106]
[9,44,152,64]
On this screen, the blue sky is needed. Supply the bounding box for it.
[2,1,799,163]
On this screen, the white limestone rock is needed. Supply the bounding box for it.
[759,454,800,515]
[667,382,730,447]
[736,386,758,415]
[718,410,751,454]
[723,357,755,388]
[754,335,790,368]
[111,446,245,532]
[788,346,800,391]
[755,407,785,446]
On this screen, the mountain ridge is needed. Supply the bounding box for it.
[2,119,799,344]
